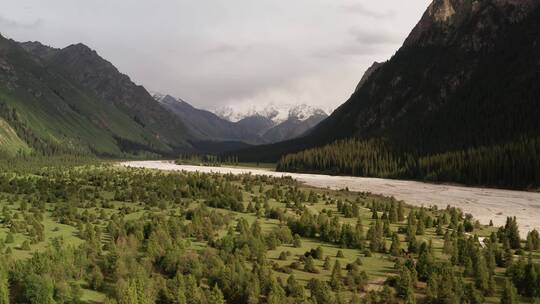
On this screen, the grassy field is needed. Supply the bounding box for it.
[0,164,536,303]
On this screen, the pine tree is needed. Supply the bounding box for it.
[0,266,8,304]
[398,202,405,222]
[390,233,401,257]
[286,275,304,299]
[304,256,318,273]
[177,274,186,304]
[500,279,518,304]
[21,240,30,251]
[474,255,489,292]
[330,260,343,290]
[323,256,331,270]
[208,284,225,304]
[24,274,55,304]
[416,243,434,281]
[505,217,521,249]
[4,233,13,244]
[293,234,302,248]
[396,267,415,301]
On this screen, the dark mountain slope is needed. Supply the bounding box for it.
[155,94,263,144]
[233,0,540,188]
[261,112,327,143]
[0,36,192,156]
[154,93,327,147]
[40,43,191,150]
[235,115,275,136]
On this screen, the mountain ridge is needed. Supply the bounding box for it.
[0,35,193,157]
[154,93,328,144]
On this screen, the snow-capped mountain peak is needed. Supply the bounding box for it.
[213,103,328,124]
[287,104,327,121]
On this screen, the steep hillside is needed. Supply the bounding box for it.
[0,35,192,157]
[233,0,540,189]
[0,118,30,157]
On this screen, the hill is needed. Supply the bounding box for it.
[0,36,192,157]
[231,0,540,189]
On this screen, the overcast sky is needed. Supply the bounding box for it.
[0,0,430,112]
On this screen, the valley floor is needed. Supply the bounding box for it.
[122,160,540,236]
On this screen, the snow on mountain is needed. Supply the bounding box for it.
[212,103,328,124]
[149,91,167,102]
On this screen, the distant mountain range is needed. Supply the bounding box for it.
[152,93,328,144]
[214,103,328,124]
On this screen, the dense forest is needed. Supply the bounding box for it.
[0,158,536,303]
[277,137,540,189]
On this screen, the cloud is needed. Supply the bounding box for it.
[0,14,41,29]
[0,0,431,110]
[349,28,402,46]
[341,3,395,19]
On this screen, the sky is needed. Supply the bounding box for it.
[0,0,431,113]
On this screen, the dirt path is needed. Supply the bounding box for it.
[120,160,540,235]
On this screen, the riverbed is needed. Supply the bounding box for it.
[121,160,540,235]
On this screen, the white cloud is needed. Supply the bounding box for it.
[0,0,431,110]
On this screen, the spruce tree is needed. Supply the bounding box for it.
[0,266,8,304]
[390,233,401,257]
[208,284,225,304]
[177,274,186,304]
[474,255,489,293]
[500,279,518,304]
[330,260,343,290]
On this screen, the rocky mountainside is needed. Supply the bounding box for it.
[215,104,328,142]
[153,94,263,145]
[261,109,327,143]
[0,35,192,157]
[354,62,383,93]
[231,0,540,188]
[156,93,328,144]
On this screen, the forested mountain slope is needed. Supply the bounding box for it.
[0,35,192,157]
[233,0,540,189]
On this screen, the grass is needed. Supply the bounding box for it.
[0,118,31,156]
[0,165,536,303]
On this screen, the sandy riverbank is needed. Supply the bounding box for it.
[121,160,540,236]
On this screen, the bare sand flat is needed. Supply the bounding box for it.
[121,160,540,235]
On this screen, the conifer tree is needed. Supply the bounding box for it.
[500,279,518,304]
[398,202,405,222]
[286,275,305,299]
[177,274,186,304]
[474,255,489,293]
[330,260,343,290]
[208,284,225,304]
[396,267,415,301]
[390,233,401,257]
[293,234,302,248]
[0,266,8,304]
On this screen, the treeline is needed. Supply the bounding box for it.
[176,154,239,167]
[276,137,540,189]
